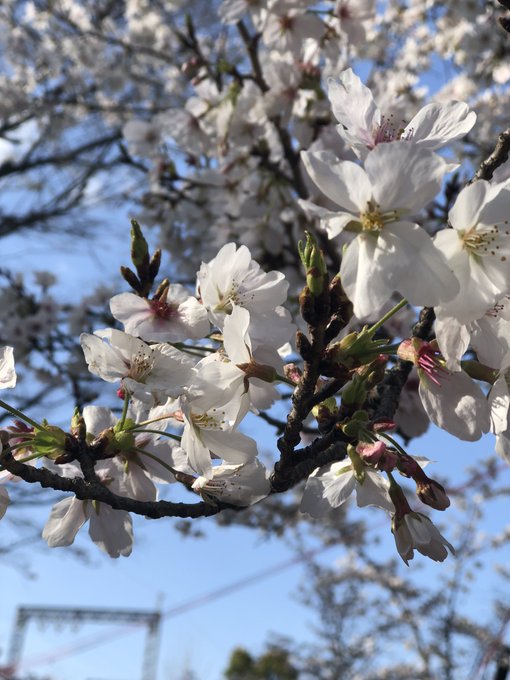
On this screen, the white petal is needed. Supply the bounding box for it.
[328,69,380,146]
[201,428,258,465]
[355,471,394,513]
[419,369,490,441]
[0,346,16,389]
[42,496,88,547]
[449,181,492,231]
[340,234,391,319]
[88,505,133,558]
[300,150,371,213]
[223,306,252,364]
[365,142,449,214]
[181,422,213,479]
[384,222,460,307]
[405,101,476,150]
[489,376,510,435]
[434,316,470,370]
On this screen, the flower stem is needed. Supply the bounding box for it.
[367,299,408,335]
[0,399,43,431]
[118,393,130,430]
[133,429,182,442]
[276,373,297,387]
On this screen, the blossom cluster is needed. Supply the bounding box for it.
[1,1,510,568]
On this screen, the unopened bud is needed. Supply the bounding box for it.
[70,408,86,441]
[130,219,150,274]
[298,232,328,298]
[416,478,450,511]
[148,248,162,282]
[120,266,142,293]
[296,331,313,361]
[357,441,397,472]
[341,375,367,407]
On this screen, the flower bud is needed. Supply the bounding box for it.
[341,375,367,407]
[70,409,86,441]
[298,232,328,297]
[130,218,150,274]
[357,441,397,472]
[416,478,450,511]
[296,331,313,361]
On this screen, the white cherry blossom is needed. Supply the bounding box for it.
[222,305,282,411]
[398,339,490,441]
[110,287,210,343]
[197,243,289,329]
[80,329,194,403]
[301,142,460,318]
[42,460,133,558]
[434,180,510,324]
[392,512,455,565]
[328,68,476,159]
[300,459,394,517]
[192,460,270,506]
[179,390,258,479]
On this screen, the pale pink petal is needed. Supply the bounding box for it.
[405,101,476,150]
[88,505,133,558]
[300,150,371,213]
[365,142,449,214]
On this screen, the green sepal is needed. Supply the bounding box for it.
[32,424,67,460]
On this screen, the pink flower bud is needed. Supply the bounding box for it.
[357,441,398,472]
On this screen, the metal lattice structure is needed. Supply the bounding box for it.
[0,606,162,680]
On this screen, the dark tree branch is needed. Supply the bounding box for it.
[470,127,510,183]
[0,449,221,519]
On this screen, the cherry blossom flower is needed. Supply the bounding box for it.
[328,68,476,160]
[262,0,325,57]
[392,512,455,566]
[300,458,394,518]
[192,460,270,506]
[434,180,510,324]
[435,297,510,371]
[42,460,133,558]
[300,142,460,318]
[80,329,194,403]
[222,305,282,411]
[397,338,490,441]
[82,405,189,501]
[110,286,210,343]
[197,243,289,329]
[333,0,376,45]
[179,389,258,479]
[471,298,510,367]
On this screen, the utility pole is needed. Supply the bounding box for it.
[0,606,162,680]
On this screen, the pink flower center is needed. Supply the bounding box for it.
[150,299,179,320]
[370,114,411,148]
[416,344,449,387]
